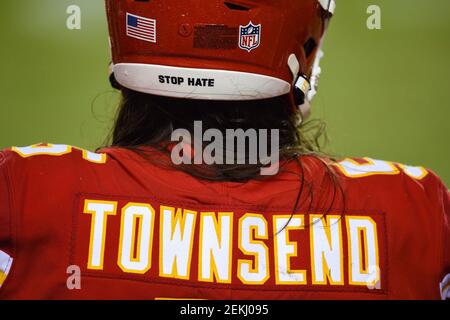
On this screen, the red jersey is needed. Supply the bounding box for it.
[0,143,448,299]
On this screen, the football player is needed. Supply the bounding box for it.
[0,0,448,300]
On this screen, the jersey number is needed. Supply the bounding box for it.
[12,144,106,164]
[335,157,428,180]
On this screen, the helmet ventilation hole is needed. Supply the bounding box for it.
[304,38,318,58]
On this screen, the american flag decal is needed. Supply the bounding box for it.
[126,13,157,43]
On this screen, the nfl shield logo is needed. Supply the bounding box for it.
[239,22,262,52]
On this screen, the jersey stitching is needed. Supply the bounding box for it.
[75,192,388,214]
[439,183,446,293]
[0,152,16,297]
[80,272,388,295]
[381,207,390,298]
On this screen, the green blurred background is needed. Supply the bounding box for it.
[0,0,449,184]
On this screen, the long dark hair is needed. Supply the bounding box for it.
[105,87,343,216]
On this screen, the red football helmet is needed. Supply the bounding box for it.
[106,0,335,114]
